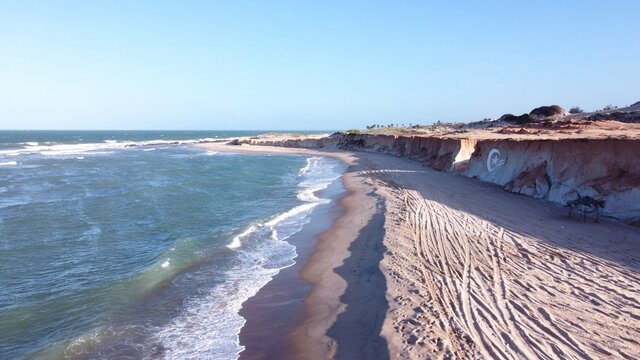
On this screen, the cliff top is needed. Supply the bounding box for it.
[354,103,640,141]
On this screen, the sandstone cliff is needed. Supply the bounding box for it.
[237,133,640,224]
[465,139,640,223]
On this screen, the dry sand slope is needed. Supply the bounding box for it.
[354,153,640,360]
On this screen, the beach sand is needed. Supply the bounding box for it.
[200,142,640,359]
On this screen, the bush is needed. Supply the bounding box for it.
[498,113,533,124]
[530,105,565,117]
[345,129,360,134]
[569,106,584,114]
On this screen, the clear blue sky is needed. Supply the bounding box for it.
[1,1,639,130]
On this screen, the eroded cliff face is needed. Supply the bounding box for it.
[332,134,478,172]
[241,136,338,149]
[239,134,640,223]
[464,139,640,222]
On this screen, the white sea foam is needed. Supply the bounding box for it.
[298,158,314,175]
[0,137,228,158]
[155,262,280,360]
[82,225,102,238]
[227,225,258,249]
[161,259,170,269]
[157,155,344,359]
[228,157,339,249]
[0,161,17,166]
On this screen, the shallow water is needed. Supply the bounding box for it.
[0,131,343,359]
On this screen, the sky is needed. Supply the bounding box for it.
[1,1,639,130]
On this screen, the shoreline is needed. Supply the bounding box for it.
[198,143,369,359]
[237,158,346,359]
[198,142,640,359]
[282,153,389,360]
[199,143,389,359]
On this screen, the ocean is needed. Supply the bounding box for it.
[0,131,344,359]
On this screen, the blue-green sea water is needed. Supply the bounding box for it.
[0,131,343,359]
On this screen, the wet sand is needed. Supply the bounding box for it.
[238,171,345,360]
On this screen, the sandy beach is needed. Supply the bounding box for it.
[200,142,640,359]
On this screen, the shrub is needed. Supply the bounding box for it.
[569,106,584,114]
[498,113,533,124]
[530,105,565,117]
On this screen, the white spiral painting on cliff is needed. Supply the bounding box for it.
[486,149,506,172]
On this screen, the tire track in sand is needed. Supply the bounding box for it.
[390,188,635,359]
